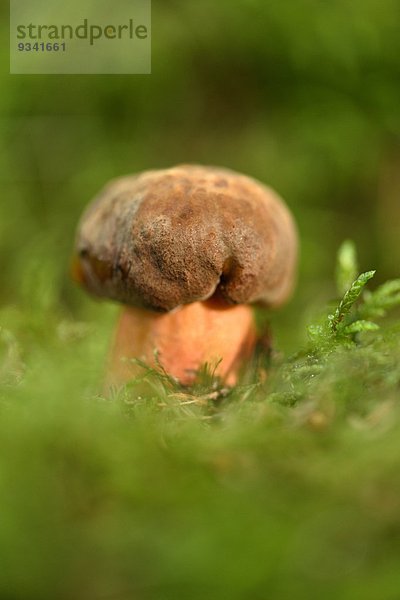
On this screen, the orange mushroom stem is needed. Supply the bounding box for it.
[108,298,257,387]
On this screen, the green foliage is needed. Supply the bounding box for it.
[329,270,376,334]
[309,243,400,353]
[1,242,400,599]
[361,279,400,319]
[341,319,379,335]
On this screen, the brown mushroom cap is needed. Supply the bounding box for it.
[73,165,298,312]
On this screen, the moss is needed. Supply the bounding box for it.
[1,243,400,599]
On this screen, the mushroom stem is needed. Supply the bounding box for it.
[106,298,258,388]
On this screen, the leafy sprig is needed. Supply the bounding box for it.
[309,241,400,348]
[329,270,376,335]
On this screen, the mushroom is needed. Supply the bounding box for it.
[72,165,297,387]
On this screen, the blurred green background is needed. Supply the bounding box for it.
[1,0,400,348]
[1,2,400,599]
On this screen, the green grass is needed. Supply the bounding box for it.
[1,243,400,600]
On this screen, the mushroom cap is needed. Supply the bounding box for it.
[73,165,298,312]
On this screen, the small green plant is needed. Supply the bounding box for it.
[270,240,400,412]
[309,240,400,349]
